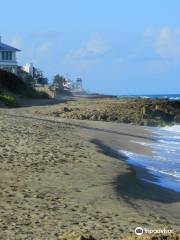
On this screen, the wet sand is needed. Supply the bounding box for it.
[0,105,180,239]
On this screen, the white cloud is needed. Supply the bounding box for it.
[85,33,108,54]
[61,33,109,70]
[155,27,180,60]
[129,26,180,69]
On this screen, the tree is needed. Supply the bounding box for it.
[52,74,66,88]
[37,77,48,85]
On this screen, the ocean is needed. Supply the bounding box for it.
[118,94,180,100]
[117,94,180,192]
[119,125,180,192]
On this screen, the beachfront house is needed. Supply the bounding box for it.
[0,36,20,74]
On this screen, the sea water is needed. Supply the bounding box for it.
[119,125,180,192]
[118,94,180,100]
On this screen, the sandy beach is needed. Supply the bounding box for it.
[0,102,180,239]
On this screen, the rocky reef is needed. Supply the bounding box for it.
[42,98,180,126]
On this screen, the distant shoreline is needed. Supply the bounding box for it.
[55,91,180,100]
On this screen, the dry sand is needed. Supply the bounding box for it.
[0,103,180,239]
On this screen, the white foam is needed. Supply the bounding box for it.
[119,125,180,192]
[161,125,180,133]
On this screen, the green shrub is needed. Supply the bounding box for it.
[0,94,18,107]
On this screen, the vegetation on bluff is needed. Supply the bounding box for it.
[0,69,49,107]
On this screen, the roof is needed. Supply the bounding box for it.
[0,42,21,52]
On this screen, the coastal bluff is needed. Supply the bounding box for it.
[35,97,180,126]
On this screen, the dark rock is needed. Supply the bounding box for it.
[174,114,180,123]
[78,236,96,240]
[63,107,71,112]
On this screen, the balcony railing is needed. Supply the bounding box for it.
[0,60,18,65]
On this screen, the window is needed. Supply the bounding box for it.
[9,52,12,60]
[2,51,13,60]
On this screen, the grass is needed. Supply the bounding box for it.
[0,93,18,107]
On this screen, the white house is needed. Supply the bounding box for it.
[0,36,20,74]
[22,63,44,79]
[22,63,34,77]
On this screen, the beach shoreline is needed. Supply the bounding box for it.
[0,101,180,239]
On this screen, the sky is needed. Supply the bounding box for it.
[1,0,180,95]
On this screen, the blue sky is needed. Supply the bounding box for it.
[1,0,180,94]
